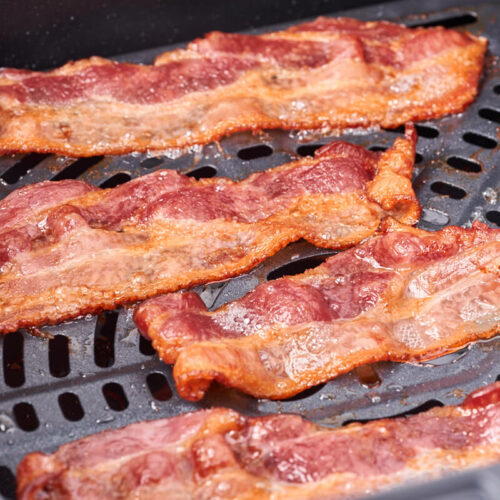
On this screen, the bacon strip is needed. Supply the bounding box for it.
[0,17,486,156]
[17,382,500,499]
[135,218,500,401]
[0,128,419,334]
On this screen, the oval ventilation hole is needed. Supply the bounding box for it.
[415,124,439,139]
[3,331,25,388]
[186,165,217,180]
[102,382,129,411]
[52,156,104,181]
[342,399,444,426]
[462,132,497,149]
[267,254,332,281]
[99,172,132,188]
[383,125,405,134]
[0,466,16,499]
[494,85,500,95]
[283,383,326,401]
[421,208,450,226]
[408,12,477,28]
[48,335,70,378]
[296,144,324,157]
[356,365,381,388]
[141,157,164,169]
[478,107,500,124]
[146,372,173,401]
[13,402,39,432]
[58,392,85,421]
[139,335,156,356]
[94,311,117,368]
[486,211,500,227]
[237,144,273,161]
[430,181,466,200]
[446,156,481,173]
[1,154,49,184]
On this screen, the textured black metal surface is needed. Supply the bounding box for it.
[1,1,500,498]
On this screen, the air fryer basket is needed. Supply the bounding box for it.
[1,1,500,498]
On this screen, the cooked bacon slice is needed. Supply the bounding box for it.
[0,17,486,156]
[17,382,500,499]
[0,128,419,334]
[135,218,500,401]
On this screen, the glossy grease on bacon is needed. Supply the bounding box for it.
[0,128,419,334]
[0,17,486,156]
[17,382,500,499]
[135,219,500,400]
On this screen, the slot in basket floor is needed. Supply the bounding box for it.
[1,0,500,498]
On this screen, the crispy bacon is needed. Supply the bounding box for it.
[0,17,486,156]
[0,128,419,334]
[135,219,500,401]
[17,382,500,499]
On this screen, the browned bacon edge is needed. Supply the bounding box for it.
[16,382,500,500]
[0,17,486,156]
[134,218,500,401]
[0,127,419,334]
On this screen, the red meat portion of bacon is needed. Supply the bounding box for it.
[17,382,500,499]
[134,218,500,401]
[0,127,419,334]
[0,17,486,156]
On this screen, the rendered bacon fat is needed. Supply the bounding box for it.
[17,382,500,499]
[135,219,500,401]
[0,17,486,156]
[0,128,419,334]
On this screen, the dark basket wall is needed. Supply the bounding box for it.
[0,0,397,70]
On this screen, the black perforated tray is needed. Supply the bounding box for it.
[1,1,500,498]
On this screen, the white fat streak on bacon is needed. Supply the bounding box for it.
[0,18,486,156]
[16,382,500,499]
[134,221,500,400]
[0,129,419,334]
